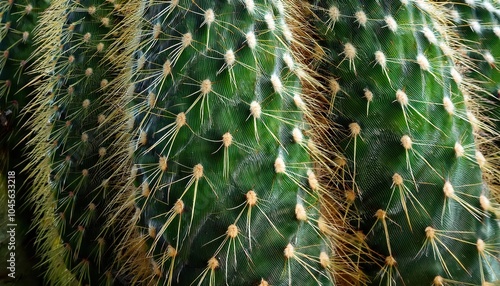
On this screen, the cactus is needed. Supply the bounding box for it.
[0,0,497,285]
[310,0,500,285]
[21,0,130,284]
[103,0,340,284]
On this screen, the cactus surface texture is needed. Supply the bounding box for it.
[310,0,500,285]
[0,0,499,286]
[108,0,336,284]
[22,0,129,284]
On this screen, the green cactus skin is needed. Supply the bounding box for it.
[0,0,48,144]
[22,0,130,284]
[310,0,500,285]
[110,0,336,284]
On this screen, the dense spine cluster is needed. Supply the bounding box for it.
[23,0,128,284]
[110,0,335,284]
[311,0,500,284]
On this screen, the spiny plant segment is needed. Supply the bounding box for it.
[21,0,129,284]
[110,0,335,285]
[310,0,500,285]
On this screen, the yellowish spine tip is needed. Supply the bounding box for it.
[271,74,283,94]
[259,279,269,286]
[193,164,203,180]
[88,5,96,15]
[384,15,398,32]
[200,79,212,95]
[222,132,232,147]
[246,190,257,206]
[307,170,319,191]
[227,224,238,238]
[328,78,340,97]
[284,243,295,259]
[98,147,106,157]
[83,32,91,43]
[392,173,403,186]
[142,182,150,197]
[85,67,93,77]
[477,238,485,253]
[401,135,412,150]
[319,251,330,268]
[349,122,361,137]
[176,112,186,127]
[354,10,367,27]
[174,199,184,214]
[207,257,219,270]
[433,275,444,286]
[479,195,490,211]
[292,127,303,143]
[295,204,307,221]
[250,101,262,119]
[475,151,486,168]
[274,157,286,174]
[328,6,340,23]
[159,156,167,172]
[396,89,408,106]
[100,79,108,88]
[224,50,235,67]
[443,97,455,115]
[81,132,89,142]
[443,181,454,198]
[264,13,276,31]
[82,99,90,109]
[385,255,397,266]
[454,142,465,157]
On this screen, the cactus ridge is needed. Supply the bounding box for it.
[98,0,365,285]
[310,0,500,284]
[21,0,130,284]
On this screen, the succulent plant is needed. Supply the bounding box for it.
[103,0,339,284]
[21,0,130,284]
[309,0,500,284]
